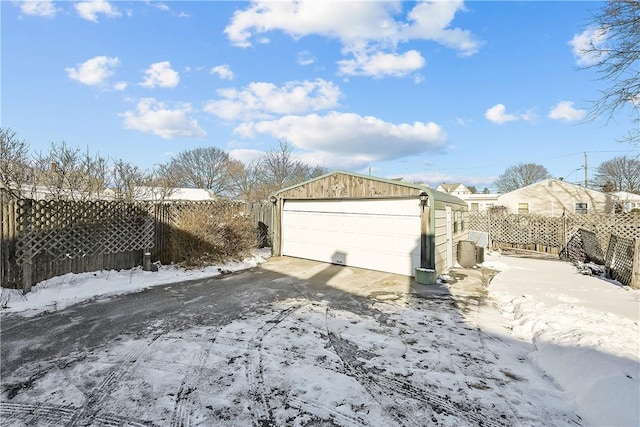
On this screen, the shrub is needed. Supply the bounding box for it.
[168,202,256,267]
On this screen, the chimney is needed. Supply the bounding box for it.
[51,162,58,172]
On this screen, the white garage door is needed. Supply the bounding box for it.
[282,199,421,276]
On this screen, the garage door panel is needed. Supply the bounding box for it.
[282,199,421,276]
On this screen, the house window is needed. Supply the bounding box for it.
[471,203,479,211]
[518,203,529,214]
[575,203,588,214]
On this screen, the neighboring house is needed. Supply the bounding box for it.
[463,193,500,212]
[121,186,217,202]
[611,191,640,212]
[1,183,113,201]
[495,178,616,216]
[436,183,471,196]
[437,183,499,212]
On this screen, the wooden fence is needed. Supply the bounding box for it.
[469,211,640,288]
[1,193,273,291]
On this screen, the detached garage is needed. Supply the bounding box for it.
[270,171,468,282]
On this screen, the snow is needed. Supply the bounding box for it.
[482,253,640,427]
[0,248,272,317]
[1,249,639,426]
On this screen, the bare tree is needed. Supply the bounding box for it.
[261,140,326,192]
[593,155,640,192]
[159,147,233,195]
[110,159,155,200]
[579,0,639,144]
[494,163,551,193]
[0,128,32,198]
[33,141,108,200]
[228,159,264,201]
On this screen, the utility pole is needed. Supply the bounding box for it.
[584,152,588,188]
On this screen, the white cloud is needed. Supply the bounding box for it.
[297,50,316,66]
[233,111,447,170]
[549,101,586,122]
[121,98,206,139]
[66,56,120,86]
[224,0,478,78]
[204,79,342,121]
[19,0,57,17]
[570,27,608,66]
[141,61,180,88]
[211,64,235,81]
[338,50,425,78]
[147,1,170,12]
[75,0,121,23]
[485,104,519,125]
[113,81,128,91]
[401,0,479,56]
[229,148,265,164]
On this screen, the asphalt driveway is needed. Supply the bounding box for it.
[1,257,579,426]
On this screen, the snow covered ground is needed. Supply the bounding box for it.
[1,250,638,426]
[482,253,640,427]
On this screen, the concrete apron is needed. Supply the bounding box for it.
[259,256,494,305]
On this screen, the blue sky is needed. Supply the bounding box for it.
[3,0,638,190]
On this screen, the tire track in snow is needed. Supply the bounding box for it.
[66,332,164,427]
[245,304,302,426]
[0,401,152,426]
[169,328,220,427]
[324,307,515,427]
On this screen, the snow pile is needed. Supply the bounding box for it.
[0,248,271,317]
[483,253,640,427]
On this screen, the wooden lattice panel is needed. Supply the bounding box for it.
[566,212,640,253]
[15,199,154,266]
[489,214,563,247]
[605,235,637,287]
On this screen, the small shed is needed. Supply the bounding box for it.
[270,171,469,281]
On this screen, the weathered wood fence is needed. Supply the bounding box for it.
[469,211,640,288]
[1,192,273,291]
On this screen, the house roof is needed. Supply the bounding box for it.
[437,183,465,192]
[272,170,467,206]
[499,178,610,198]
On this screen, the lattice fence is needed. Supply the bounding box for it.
[469,211,640,287]
[15,199,154,265]
[605,235,639,288]
[13,199,154,291]
[2,197,273,291]
[560,228,605,265]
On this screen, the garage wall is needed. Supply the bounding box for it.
[434,201,469,272]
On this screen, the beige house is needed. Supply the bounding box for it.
[495,178,616,216]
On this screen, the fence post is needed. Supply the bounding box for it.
[21,199,33,294]
[632,238,640,289]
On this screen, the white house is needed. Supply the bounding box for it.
[463,193,500,212]
[612,191,640,212]
[435,183,470,196]
[118,186,217,201]
[436,183,499,212]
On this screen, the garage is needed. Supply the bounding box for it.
[270,171,468,282]
[282,198,421,276]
